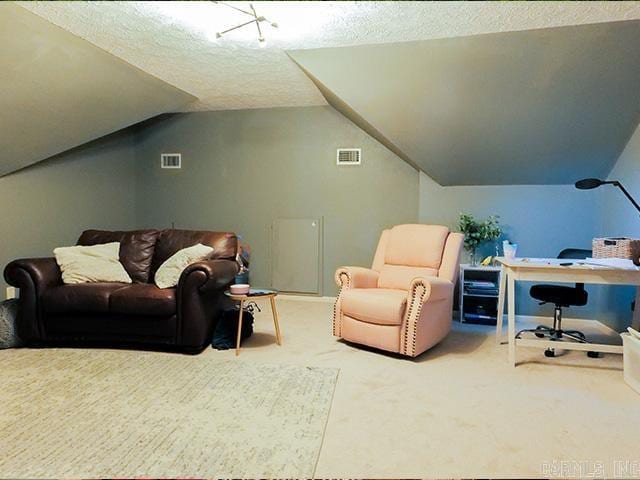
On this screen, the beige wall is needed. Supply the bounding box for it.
[134,107,419,295]
[290,21,640,186]
[0,131,137,292]
[418,172,607,320]
[591,122,640,329]
[3,100,634,327]
[600,122,640,239]
[0,3,194,177]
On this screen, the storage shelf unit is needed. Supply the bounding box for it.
[459,264,502,324]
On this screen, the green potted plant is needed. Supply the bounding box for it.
[459,213,502,266]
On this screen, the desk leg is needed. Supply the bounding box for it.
[235,299,244,356]
[270,297,282,346]
[496,269,507,344]
[633,288,640,331]
[507,273,516,367]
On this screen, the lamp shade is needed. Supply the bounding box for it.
[575,178,605,190]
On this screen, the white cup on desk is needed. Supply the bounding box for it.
[503,241,518,259]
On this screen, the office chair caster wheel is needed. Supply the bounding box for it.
[535,332,545,338]
[544,348,555,358]
[587,351,600,358]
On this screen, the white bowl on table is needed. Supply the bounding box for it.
[230,284,250,295]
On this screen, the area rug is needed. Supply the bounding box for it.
[0,349,338,478]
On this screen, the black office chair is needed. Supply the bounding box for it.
[516,248,598,358]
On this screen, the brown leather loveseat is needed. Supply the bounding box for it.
[4,229,239,353]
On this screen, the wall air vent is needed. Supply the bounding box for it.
[336,148,361,166]
[161,153,181,169]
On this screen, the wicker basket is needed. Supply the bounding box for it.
[592,237,640,260]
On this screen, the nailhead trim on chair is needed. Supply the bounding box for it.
[333,269,350,337]
[402,279,427,356]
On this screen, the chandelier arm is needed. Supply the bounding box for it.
[217,18,260,36]
[213,1,255,17]
[212,1,275,43]
[255,17,264,39]
[250,4,264,39]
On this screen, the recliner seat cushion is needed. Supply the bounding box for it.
[42,283,127,313]
[77,229,160,283]
[109,284,176,316]
[377,265,439,290]
[341,288,407,325]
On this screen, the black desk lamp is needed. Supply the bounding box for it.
[575,177,640,265]
[575,178,640,213]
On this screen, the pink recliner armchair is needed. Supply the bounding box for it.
[333,224,463,357]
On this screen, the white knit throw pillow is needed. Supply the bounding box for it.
[154,243,214,289]
[54,242,132,285]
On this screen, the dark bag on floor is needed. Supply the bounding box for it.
[212,306,255,350]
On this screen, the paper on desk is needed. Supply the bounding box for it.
[584,257,638,269]
[513,258,566,264]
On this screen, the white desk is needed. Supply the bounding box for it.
[495,257,640,367]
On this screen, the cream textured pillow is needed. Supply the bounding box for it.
[155,243,214,289]
[54,242,132,285]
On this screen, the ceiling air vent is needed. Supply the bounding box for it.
[161,153,181,169]
[336,148,361,166]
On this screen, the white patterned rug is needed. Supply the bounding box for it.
[0,349,338,478]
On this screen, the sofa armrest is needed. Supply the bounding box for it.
[408,276,454,303]
[334,266,379,290]
[179,259,239,293]
[3,257,62,343]
[4,257,61,292]
[176,259,239,349]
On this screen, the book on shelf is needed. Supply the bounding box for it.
[463,280,497,288]
[464,288,499,296]
[463,312,497,321]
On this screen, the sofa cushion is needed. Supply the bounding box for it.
[341,288,407,326]
[150,230,237,281]
[42,283,127,313]
[109,284,176,316]
[77,229,160,283]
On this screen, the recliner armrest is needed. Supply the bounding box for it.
[409,276,453,303]
[179,259,239,293]
[335,266,379,290]
[4,257,62,292]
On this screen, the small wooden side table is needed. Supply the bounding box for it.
[224,289,282,356]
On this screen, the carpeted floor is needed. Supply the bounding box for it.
[1,296,638,479]
[230,297,640,479]
[0,351,337,478]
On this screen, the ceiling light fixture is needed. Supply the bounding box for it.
[212,1,278,46]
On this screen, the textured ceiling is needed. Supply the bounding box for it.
[291,21,640,185]
[17,1,640,112]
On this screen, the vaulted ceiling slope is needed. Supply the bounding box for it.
[290,21,640,185]
[18,1,640,112]
[0,4,195,177]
